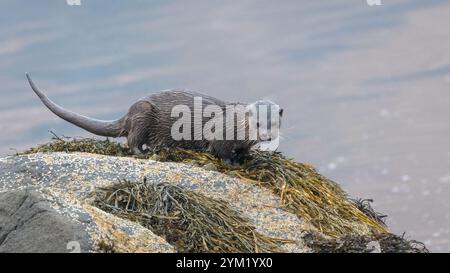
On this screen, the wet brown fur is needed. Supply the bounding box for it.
[27,74,262,162]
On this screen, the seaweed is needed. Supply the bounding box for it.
[303,231,429,253]
[22,135,130,157]
[23,136,389,237]
[351,198,387,226]
[92,179,290,253]
[97,240,117,253]
[142,148,390,237]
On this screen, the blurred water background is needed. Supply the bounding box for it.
[1,0,450,251]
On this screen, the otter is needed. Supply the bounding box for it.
[26,73,283,162]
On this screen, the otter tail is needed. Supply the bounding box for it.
[26,73,125,137]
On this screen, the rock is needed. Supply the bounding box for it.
[0,189,90,253]
[0,152,314,252]
[201,162,218,172]
[0,152,428,253]
[366,241,382,253]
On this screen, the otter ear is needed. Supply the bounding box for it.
[279,108,284,117]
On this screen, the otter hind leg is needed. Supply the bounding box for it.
[124,101,157,155]
[127,129,148,154]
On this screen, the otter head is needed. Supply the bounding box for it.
[246,99,283,145]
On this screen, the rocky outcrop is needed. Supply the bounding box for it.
[0,151,427,253]
[0,189,90,253]
[0,152,315,253]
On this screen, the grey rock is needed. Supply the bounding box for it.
[0,152,319,252]
[0,189,91,253]
[366,241,382,253]
[202,163,218,172]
